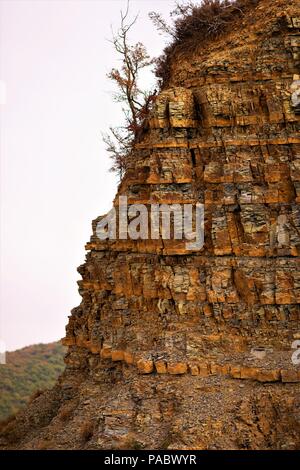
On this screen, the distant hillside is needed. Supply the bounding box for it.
[0,342,66,421]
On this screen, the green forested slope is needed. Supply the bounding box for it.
[0,342,65,420]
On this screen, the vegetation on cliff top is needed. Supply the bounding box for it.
[151,0,260,86]
[0,342,65,421]
[104,0,260,177]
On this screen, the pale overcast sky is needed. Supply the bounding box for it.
[0,0,175,351]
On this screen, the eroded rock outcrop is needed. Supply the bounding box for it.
[1,0,299,450]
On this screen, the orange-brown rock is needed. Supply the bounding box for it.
[137,359,154,374]
[124,351,135,365]
[256,369,281,383]
[155,360,167,374]
[167,362,188,375]
[111,350,125,362]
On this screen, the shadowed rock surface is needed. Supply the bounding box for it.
[1,0,299,450]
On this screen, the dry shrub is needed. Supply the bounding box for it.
[0,414,17,435]
[79,419,94,442]
[160,429,183,449]
[119,433,144,450]
[0,415,22,444]
[153,0,260,86]
[36,439,55,450]
[28,388,44,403]
[59,401,77,422]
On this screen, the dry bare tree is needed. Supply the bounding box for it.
[103,1,156,179]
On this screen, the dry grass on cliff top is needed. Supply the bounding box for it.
[154,0,262,86]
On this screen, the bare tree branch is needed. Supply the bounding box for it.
[103,1,156,179]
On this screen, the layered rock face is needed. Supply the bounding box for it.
[1,0,300,450]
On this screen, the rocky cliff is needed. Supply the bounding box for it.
[1,0,300,450]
